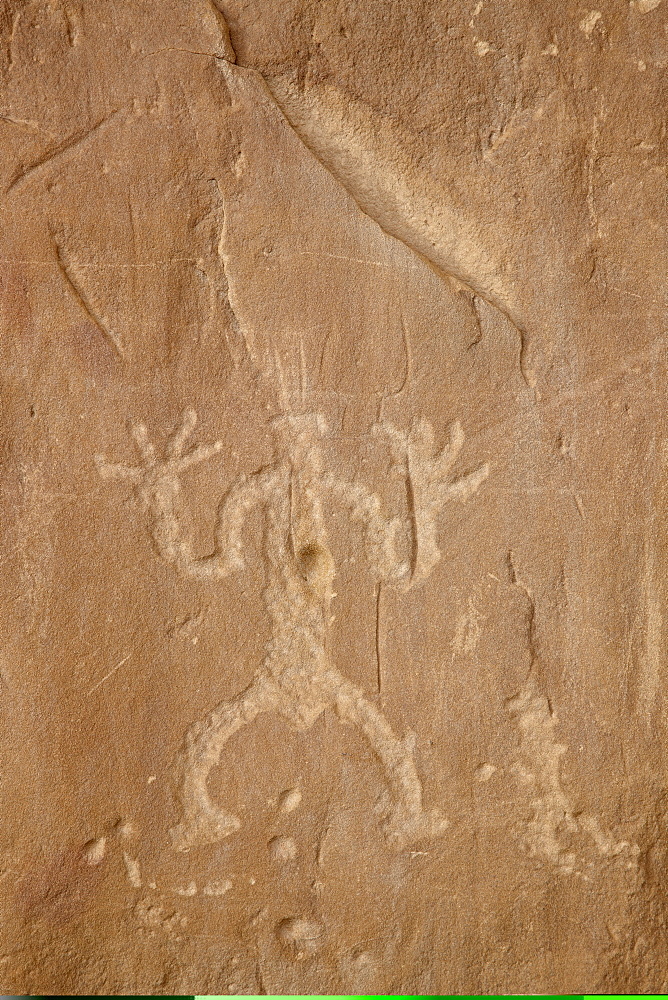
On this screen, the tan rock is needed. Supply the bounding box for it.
[0,0,666,993]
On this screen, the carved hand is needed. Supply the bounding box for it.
[95,409,224,571]
[95,408,223,495]
[375,418,489,586]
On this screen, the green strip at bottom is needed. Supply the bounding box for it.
[192,993,667,999]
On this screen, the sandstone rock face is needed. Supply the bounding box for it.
[0,0,666,994]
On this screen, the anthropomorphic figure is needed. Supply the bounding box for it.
[96,405,488,850]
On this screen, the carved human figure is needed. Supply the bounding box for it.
[96,406,488,851]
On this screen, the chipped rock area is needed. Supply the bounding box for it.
[0,0,666,994]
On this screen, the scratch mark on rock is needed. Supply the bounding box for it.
[54,240,125,359]
[316,326,333,388]
[0,114,52,136]
[290,250,387,267]
[570,492,585,520]
[63,5,80,46]
[143,47,229,59]
[8,9,22,69]
[7,106,128,194]
[88,652,132,695]
[638,524,662,719]
[516,323,536,390]
[381,309,411,404]
[216,198,251,361]
[586,106,603,238]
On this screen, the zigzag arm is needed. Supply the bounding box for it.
[142,467,280,581]
[322,474,411,587]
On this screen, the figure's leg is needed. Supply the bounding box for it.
[170,674,280,851]
[327,674,449,848]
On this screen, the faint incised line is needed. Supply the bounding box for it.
[0,114,53,136]
[6,106,128,194]
[0,257,198,268]
[378,308,411,407]
[88,653,132,695]
[54,240,125,359]
[143,47,228,59]
[288,251,389,267]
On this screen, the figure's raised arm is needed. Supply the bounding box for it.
[95,409,277,581]
[375,418,490,588]
[322,473,411,588]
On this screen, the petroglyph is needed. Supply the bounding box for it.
[268,835,297,862]
[122,851,142,888]
[202,877,233,896]
[630,0,663,12]
[115,819,138,840]
[172,881,197,896]
[277,787,302,813]
[474,763,497,783]
[105,822,233,908]
[276,916,323,958]
[507,685,637,872]
[82,836,106,865]
[96,403,488,851]
[579,10,603,36]
[325,418,489,590]
[134,897,188,940]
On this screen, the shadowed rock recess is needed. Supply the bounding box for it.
[0,0,666,994]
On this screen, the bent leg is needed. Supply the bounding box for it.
[170,674,280,851]
[329,673,449,848]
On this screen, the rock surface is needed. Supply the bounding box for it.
[0,0,666,993]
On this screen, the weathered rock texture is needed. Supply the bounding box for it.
[0,0,666,993]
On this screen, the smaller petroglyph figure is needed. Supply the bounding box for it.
[507,686,638,872]
[96,402,488,851]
